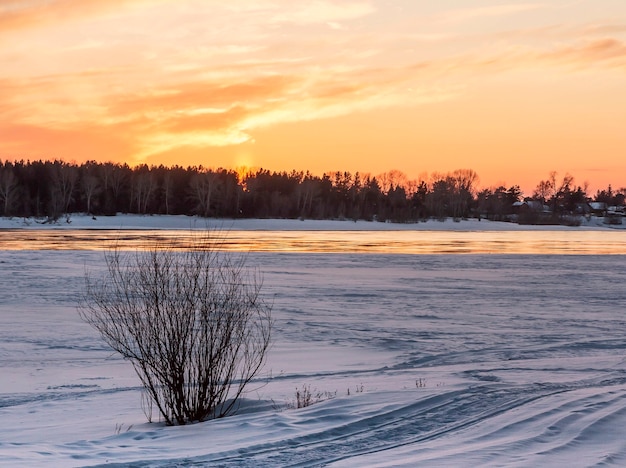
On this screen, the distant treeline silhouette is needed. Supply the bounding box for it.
[0,160,623,223]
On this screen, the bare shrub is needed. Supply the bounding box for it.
[79,233,272,426]
[295,385,313,409]
[293,384,336,409]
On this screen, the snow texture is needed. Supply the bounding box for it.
[1,216,626,466]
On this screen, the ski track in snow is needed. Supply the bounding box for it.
[1,250,626,466]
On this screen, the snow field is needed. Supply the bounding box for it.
[1,245,626,465]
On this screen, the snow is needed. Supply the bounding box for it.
[1,216,626,466]
[0,213,623,231]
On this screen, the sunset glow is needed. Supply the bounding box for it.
[2,0,626,193]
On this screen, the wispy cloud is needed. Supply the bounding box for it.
[121,69,460,160]
[541,37,626,68]
[268,1,376,25]
[0,0,153,32]
[460,36,626,73]
[2,0,626,172]
[436,3,547,24]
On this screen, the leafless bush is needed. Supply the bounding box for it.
[79,233,272,426]
[295,385,314,409]
[293,384,336,409]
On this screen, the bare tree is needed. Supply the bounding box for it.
[189,171,219,217]
[49,162,78,218]
[81,163,102,215]
[451,169,479,219]
[101,162,127,211]
[0,166,19,216]
[533,179,553,203]
[79,234,272,426]
[131,168,157,214]
[162,171,174,215]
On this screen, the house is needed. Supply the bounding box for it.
[512,200,549,213]
[589,202,607,216]
[511,199,553,224]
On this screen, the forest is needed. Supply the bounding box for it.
[0,160,623,224]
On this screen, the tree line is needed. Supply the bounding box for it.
[0,160,623,223]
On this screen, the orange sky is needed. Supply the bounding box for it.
[1,0,626,194]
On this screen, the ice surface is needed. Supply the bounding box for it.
[1,218,626,466]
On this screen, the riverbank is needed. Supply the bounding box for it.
[0,214,623,231]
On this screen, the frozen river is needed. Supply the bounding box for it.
[1,227,626,254]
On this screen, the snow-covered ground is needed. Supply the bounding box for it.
[0,213,623,231]
[1,217,626,466]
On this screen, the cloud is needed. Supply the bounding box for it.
[10,31,625,165]
[582,23,626,36]
[0,122,137,164]
[436,3,547,24]
[160,106,250,134]
[542,38,626,67]
[268,1,376,25]
[0,70,136,127]
[464,37,626,73]
[3,0,626,167]
[0,0,152,32]
[118,66,460,160]
[108,76,294,121]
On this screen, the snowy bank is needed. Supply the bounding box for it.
[0,213,622,231]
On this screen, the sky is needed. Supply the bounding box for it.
[1,0,626,194]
